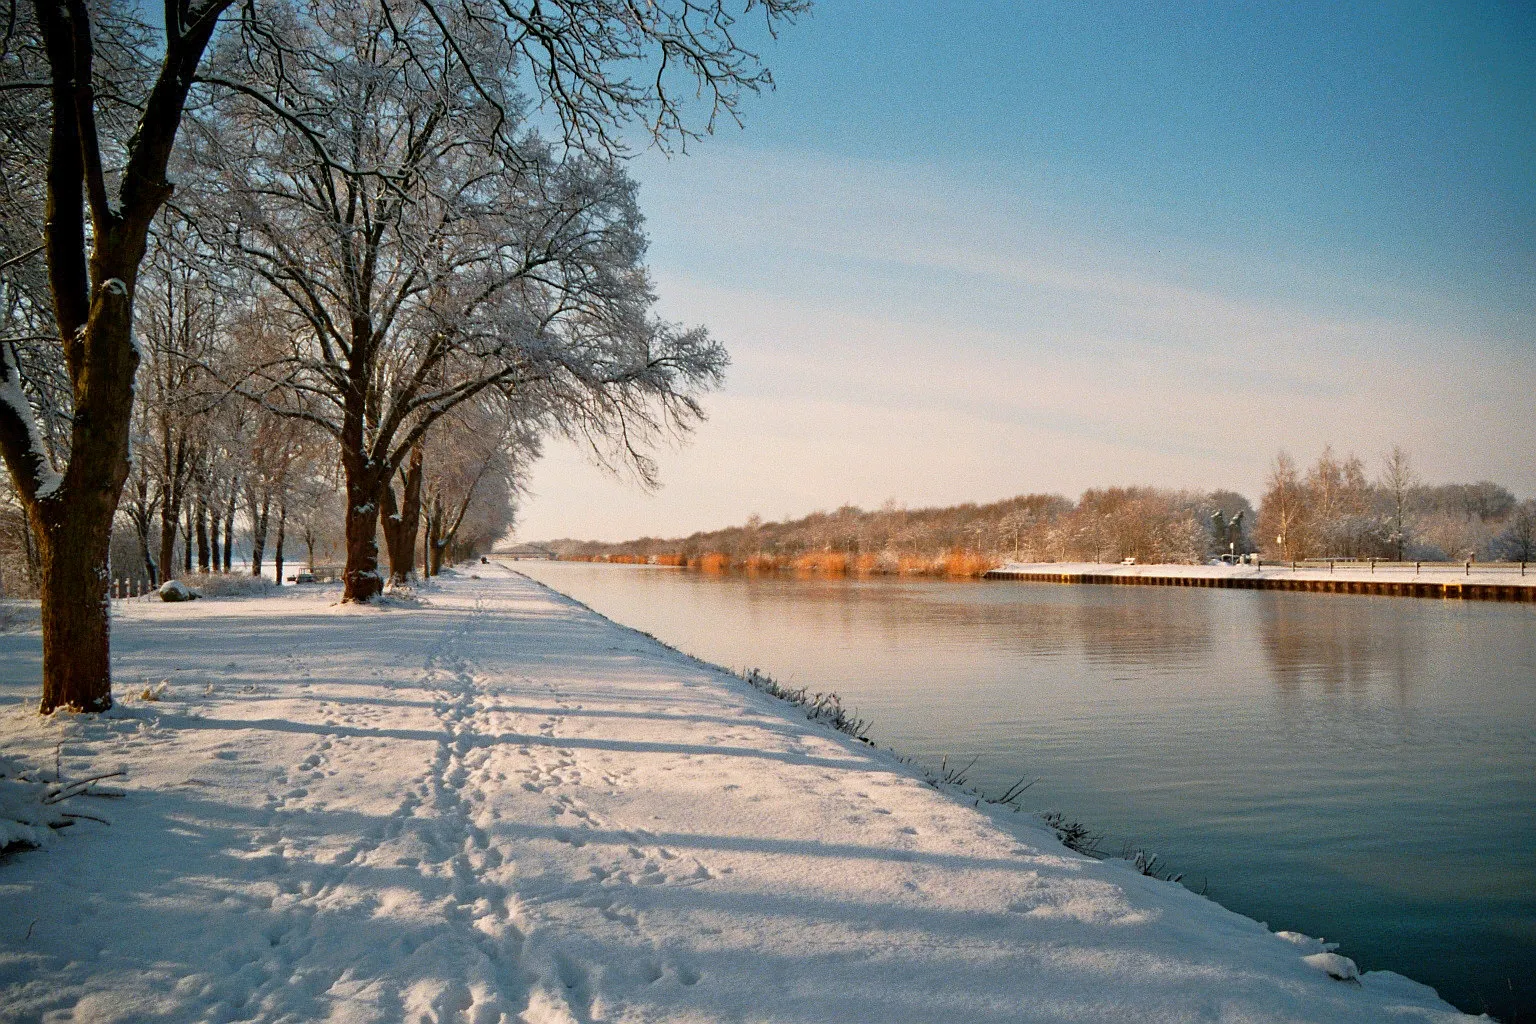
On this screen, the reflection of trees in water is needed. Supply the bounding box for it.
[1068,593,1215,668]
[639,571,1428,697]
[735,579,1219,669]
[1259,597,1418,697]
[869,585,1216,666]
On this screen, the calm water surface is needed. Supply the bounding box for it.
[515,562,1535,1020]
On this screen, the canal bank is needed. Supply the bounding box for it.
[987,561,1536,601]
[515,559,1536,1020]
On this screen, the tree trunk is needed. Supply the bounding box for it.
[435,478,482,576]
[429,490,447,575]
[274,502,286,586]
[339,353,385,600]
[195,495,210,571]
[381,484,402,580]
[208,493,220,571]
[422,501,435,577]
[381,443,423,585]
[248,487,271,578]
[128,501,159,586]
[222,488,236,572]
[158,485,181,581]
[34,499,117,713]
[342,476,384,602]
[183,506,193,573]
[5,281,141,713]
[20,512,39,590]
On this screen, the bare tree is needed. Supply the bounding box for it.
[1259,452,1308,560]
[1378,444,1418,561]
[196,0,727,601]
[2,0,801,707]
[0,0,235,711]
[420,398,534,574]
[1499,500,1535,563]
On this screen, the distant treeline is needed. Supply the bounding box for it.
[1257,446,1531,563]
[548,445,1534,573]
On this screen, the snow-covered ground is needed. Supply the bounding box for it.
[0,567,1479,1022]
[992,560,1535,589]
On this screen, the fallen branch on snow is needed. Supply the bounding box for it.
[0,767,124,855]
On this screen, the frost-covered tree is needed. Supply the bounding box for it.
[1378,445,1418,561]
[0,0,231,711]
[193,0,728,601]
[418,397,536,575]
[1304,446,1374,557]
[1,0,802,707]
[130,215,236,582]
[1258,452,1308,561]
[1499,500,1536,563]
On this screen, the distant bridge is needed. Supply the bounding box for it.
[493,543,558,560]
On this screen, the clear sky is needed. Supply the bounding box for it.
[515,0,1536,542]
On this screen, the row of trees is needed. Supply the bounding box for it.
[2,0,805,711]
[1,322,527,600]
[552,486,1258,570]
[1257,446,1533,562]
[553,445,1531,572]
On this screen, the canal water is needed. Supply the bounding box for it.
[514,561,1535,1020]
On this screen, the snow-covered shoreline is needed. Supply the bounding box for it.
[0,568,1479,1021]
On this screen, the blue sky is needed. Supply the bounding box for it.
[517,1,1536,541]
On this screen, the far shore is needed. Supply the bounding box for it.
[988,560,1535,601]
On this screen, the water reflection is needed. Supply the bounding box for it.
[1068,593,1215,668]
[1259,595,1420,696]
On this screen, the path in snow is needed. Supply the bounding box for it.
[0,567,1477,1022]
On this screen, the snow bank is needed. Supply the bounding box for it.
[156,580,200,602]
[177,573,277,599]
[0,570,1478,1022]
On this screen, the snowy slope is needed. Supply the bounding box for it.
[0,567,1478,1023]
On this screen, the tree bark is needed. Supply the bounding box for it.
[423,498,436,577]
[381,443,423,585]
[7,279,141,713]
[222,487,236,572]
[157,440,185,580]
[20,513,39,590]
[195,495,210,571]
[339,337,385,601]
[34,497,117,713]
[273,502,286,587]
[249,488,270,577]
[208,491,220,571]
[342,471,385,602]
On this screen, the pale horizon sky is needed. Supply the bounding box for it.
[514,1,1535,543]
